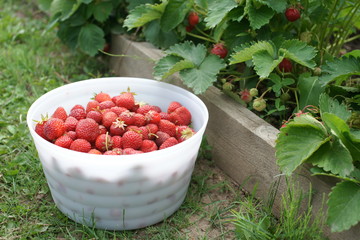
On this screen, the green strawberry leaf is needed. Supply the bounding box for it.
[279,40,317,69]
[320,56,360,86]
[180,54,225,94]
[252,51,282,79]
[253,0,287,12]
[276,114,330,175]
[78,23,105,56]
[319,93,351,122]
[268,73,295,97]
[153,55,194,80]
[166,41,207,67]
[93,1,113,23]
[124,2,165,30]
[297,73,324,109]
[57,23,81,49]
[143,20,179,49]
[307,138,354,177]
[50,0,81,21]
[230,41,275,64]
[160,0,192,32]
[247,2,275,30]
[322,113,360,162]
[204,0,238,29]
[327,181,360,232]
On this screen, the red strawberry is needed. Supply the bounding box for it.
[86,110,102,123]
[158,119,176,137]
[160,112,171,121]
[169,106,191,125]
[145,123,159,140]
[186,25,195,32]
[70,139,92,153]
[136,105,158,114]
[102,111,118,128]
[115,91,135,110]
[54,135,73,149]
[140,140,158,153]
[98,125,107,135]
[118,111,135,125]
[122,130,143,150]
[64,116,78,131]
[52,107,67,121]
[155,131,171,147]
[43,118,66,141]
[86,100,100,113]
[123,148,143,155]
[176,126,195,143]
[110,119,127,136]
[167,101,182,113]
[240,89,253,103]
[88,149,102,154]
[285,7,300,22]
[132,113,146,126]
[71,104,85,111]
[103,43,110,53]
[159,137,178,150]
[69,108,86,120]
[278,58,292,72]
[112,148,123,155]
[99,100,116,110]
[110,106,127,115]
[112,136,122,148]
[188,12,199,26]
[145,110,161,124]
[95,133,113,152]
[139,126,150,140]
[65,131,77,140]
[210,43,228,59]
[95,92,112,103]
[34,115,49,140]
[75,118,100,142]
[104,150,118,155]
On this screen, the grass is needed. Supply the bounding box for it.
[0,1,330,239]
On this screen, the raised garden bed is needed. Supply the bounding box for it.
[109,34,360,240]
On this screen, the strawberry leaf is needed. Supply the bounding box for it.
[276,114,330,175]
[254,0,287,13]
[307,138,354,177]
[180,54,225,94]
[327,181,360,232]
[166,41,207,66]
[320,56,360,86]
[319,93,351,122]
[268,73,295,97]
[230,41,275,64]
[247,2,275,30]
[78,23,105,56]
[322,113,360,162]
[93,1,113,22]
[297,73,324,109]
[279,40,317,69]
[153,56,194,80]
[50,0,81,21]
[160,0,192,32]
[252,51,283,79]
[124,2,165,30]
[143,20,179,49]
[204,0,238,29]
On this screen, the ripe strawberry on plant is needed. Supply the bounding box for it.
[43,118,66,141]
[75,118,100,142]
[240,89,253,103]
[285,7,301,22]
[70,139,92,153]
[52,107,67,121]
[188,12,199,26]
[278,58,292,72]
[122,130,143,150]
[210,43,228,59]
[54,135,73,149]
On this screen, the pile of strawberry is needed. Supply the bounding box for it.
[34,90,195,155]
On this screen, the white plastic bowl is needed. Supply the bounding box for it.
[26,77,209,230]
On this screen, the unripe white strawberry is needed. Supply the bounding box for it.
[222,82,234,91]
[249,88,258,97]
[253,98,266,111]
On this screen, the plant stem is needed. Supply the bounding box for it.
[186,31,216,43]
